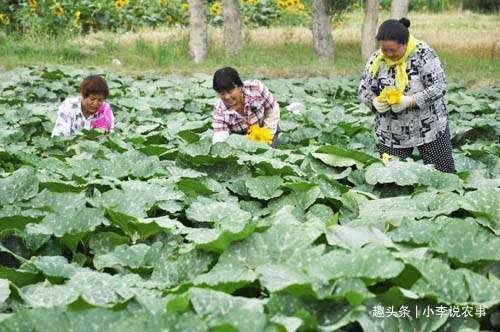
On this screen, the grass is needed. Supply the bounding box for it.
[0,10,498,86]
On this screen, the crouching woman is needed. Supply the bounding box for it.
[52,75,114,137]
[211,67,280,147]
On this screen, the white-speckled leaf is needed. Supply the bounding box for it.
[21,282,79,308]
[390,217,500,263]
[150,249,213,289]
[0,168,39,206]
[409,259,469,304]
[314,244,404,280]
[365,160,462,191]
[245,176,284,200]
[326,225,395,250]
[459,187,500,235]
[357,192,461,226]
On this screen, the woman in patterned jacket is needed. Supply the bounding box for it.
[51,75,114,137]
[358,18,455,173]
[211,67,280,147]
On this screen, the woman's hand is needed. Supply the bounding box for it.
[392,95,416,113]
[372,98,390,113]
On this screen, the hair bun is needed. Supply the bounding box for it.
[399,17,411,28]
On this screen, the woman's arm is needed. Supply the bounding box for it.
[258,81,280,135]
[358,53,379,109]
[413,46,447,110]
[51,100,73,137]
[212,99,230,143]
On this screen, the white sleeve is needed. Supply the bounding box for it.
[51,102,72,137]
[263,102,280,135]
[212,130,230,144]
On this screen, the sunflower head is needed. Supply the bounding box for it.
[115,0,129,10]
[210,2,221,16]
[52,3,64,16]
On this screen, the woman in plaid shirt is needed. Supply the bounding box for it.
[358,18,455,173]
[211,67,280,146]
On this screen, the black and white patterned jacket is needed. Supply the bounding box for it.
[358,42,449,148]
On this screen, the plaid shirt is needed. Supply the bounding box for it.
[212,80,279,138]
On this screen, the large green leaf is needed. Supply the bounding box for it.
[356,192,461,227]
[150,249,213,289]
[390,217,500,263]
[266,293,362,331]
[408,259,469,304]
[183,199,256,252]
[314,244,404,280]
[459,187,500,235]
[365,161,462,191]
[189,287,268,331]
[0,168,39,206]
[313,145,379,168]
[245,176,284,200]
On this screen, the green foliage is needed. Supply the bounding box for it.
[0,66,498,329]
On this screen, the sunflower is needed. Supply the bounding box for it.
[74,10,81,27]
[115,0,129,11]
[0,13,10,26]
[27,0,38,12]
[52,3,64,16]
[210,2,221,16]
[246,124,273,145]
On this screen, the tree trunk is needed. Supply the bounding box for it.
[222,0,242,56]
[390,0,410,19]
[187,0,207,63]
[311,0,334,60]
[361,0,379,63]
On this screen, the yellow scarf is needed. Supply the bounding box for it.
[369,35,421,92]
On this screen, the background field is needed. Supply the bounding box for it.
[0,11,498,86]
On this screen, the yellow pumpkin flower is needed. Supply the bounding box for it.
[181,3,189,12]
[381,153,391,164]
[377,86,403,105]
[246,124,273,145]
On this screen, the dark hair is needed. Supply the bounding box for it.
[80,75,109,98]
[212,67,243,92]
[376,18,411,44]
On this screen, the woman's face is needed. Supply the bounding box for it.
[380,40,407,61]
[81,93,105,114]
[218,86,244,109]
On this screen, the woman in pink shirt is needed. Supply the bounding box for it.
[51,75,114,137]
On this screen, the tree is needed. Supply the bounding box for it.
[311,0,334,60]
[222,0,242,56]
[187,0,208,63]
[390,0,410,19]
[361,0,379,62]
